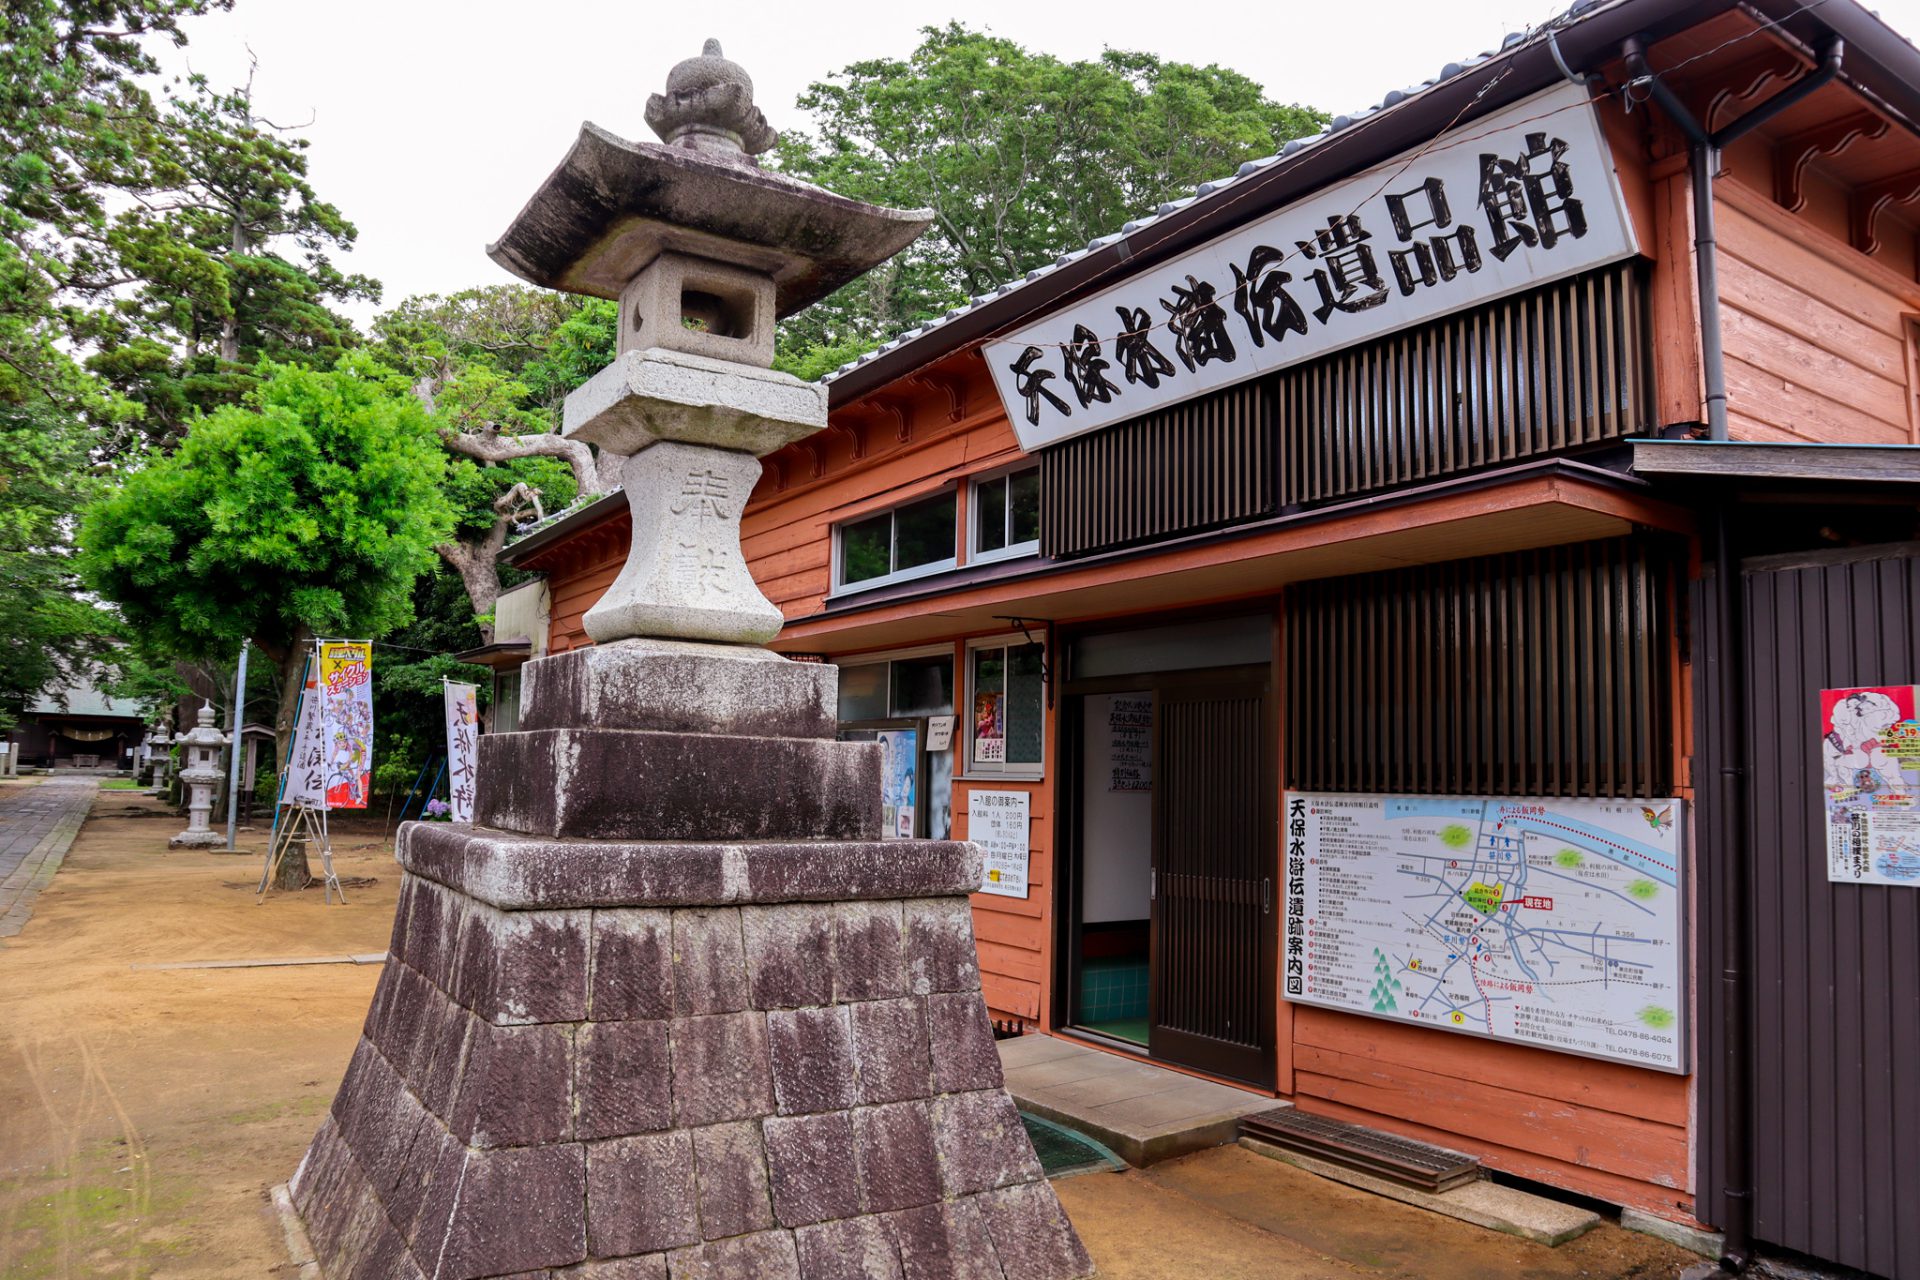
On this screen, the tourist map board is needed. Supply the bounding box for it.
[1285,792,1686,1072]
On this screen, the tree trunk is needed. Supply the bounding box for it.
[438,539,503,644]
[266,622,314,889]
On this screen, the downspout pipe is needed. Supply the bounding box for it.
[1622,33,1844,441]
[1619,30,1843,1278]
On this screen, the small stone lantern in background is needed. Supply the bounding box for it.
[146,721,172,793]
[168,703,228,849]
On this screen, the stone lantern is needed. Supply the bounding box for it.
[147,721,173,792]
[168,703,228,849]
[289,40,1095,1280]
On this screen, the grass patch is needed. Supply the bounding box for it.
[0,1173,191,1278]
[223,1093,329,1126]
[97,779,145,790]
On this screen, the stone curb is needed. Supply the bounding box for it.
[1621,1205,1726,1258]
[269,1182,323,1279]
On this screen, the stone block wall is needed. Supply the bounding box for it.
[291,830,1092,1280]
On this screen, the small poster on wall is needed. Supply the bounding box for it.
[974,691,1005,762]
[1822,685,1920,885]
[1108,694,1152,792]
[877,728,918,839]
[970,789,1030,898]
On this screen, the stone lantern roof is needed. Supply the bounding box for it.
[486,40,932,316]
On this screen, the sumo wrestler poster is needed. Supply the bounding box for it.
[1822,685,1920,886]
[318,641,375,810]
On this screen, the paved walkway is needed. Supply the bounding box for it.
[0,777,97,938]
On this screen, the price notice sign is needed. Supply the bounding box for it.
[969,789,1031,899]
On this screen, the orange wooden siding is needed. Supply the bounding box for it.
[1291,1007,1694,1217]
[951,773,1053,1024]
[1715,179,1920,444]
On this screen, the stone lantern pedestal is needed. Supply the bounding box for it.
[169,703,228,849]
[290,39,1092,1280]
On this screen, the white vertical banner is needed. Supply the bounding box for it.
[444,682,480,824]
[282,655,326,808]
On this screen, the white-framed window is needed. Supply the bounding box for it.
[831,489,957,594]
[834,644,956,721]
[969,464,1040,563]
[966,635,1046,776]
[836,644,958,840]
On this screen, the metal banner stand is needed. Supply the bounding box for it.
[256,646,345,904]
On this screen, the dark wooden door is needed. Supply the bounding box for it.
[1149,677,1276,1085]
[1701,545,1920,1278]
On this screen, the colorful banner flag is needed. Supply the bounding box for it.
[444,682,479,823]
[318,641,374,810]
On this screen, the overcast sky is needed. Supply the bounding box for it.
[151,0,1920,327]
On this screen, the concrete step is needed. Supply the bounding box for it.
[998,1033,1276,1166]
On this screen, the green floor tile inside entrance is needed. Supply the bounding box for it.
[1021,1111,1126,1178]
[1078,1017,1149,1045]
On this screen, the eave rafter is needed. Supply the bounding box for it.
[1696,45,1808,136]
[1852,168,1920,255]
[1775,110,1890,212]
[905,371,968,425]
[862,396,911,445]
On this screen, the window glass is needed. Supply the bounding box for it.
[1010,469,1041,546]
[493,671,522,734]
[840,512,892,585]
[977,476,1008,553]
[837,662,888,720]
[890,654,953,717]
[970,641,1044,771]
[892,492,956,571]
[1007,643,1044,764]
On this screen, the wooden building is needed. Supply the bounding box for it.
[501,1,1920,1271]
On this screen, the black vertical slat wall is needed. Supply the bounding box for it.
[1038,379,1273,556]
[1720,547,1920,1278]
[1285,537,1674,799]
[1039,262,1651,559]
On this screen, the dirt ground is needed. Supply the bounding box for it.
[0,786,1702,1279]
[0,787,399,1279]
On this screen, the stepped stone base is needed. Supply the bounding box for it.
[290,823,1093,1280]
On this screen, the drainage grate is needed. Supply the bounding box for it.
[1240,1108,1482,1192]
[1020,1112,1125,1179]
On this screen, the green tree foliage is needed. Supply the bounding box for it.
[77,356,454,773]
[3,2,373,449]
[370,570,492,800]
[0,401,118,729]
[374,287,613,635]
[772,23,1328,373]
[85,65,379,442]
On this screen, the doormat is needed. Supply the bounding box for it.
[1021,1111,1126,1179]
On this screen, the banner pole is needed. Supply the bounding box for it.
[224,639,248,852]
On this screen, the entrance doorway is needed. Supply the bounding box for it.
[1060,615,1276,1087]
